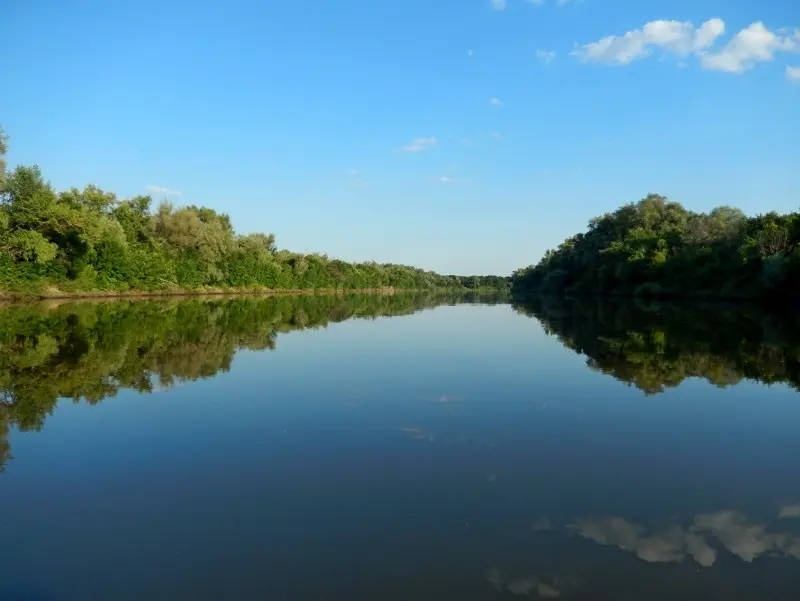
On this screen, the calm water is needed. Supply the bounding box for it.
[1,292,799,601]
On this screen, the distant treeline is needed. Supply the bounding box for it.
[516,296,800,395]
[0,128,507,295]
[511,194,800,300]
[0,290,507,471]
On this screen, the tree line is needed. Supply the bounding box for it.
[515,296,800,395]
[511,193,799,300]
[0,128,508,295]
[0,290,507,471]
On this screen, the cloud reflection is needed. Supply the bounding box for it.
[572,507,800,567]
[401,427,436,442]
[486,568,562,598]
[508,575,561,598]
[571,517,707,565]
[414,393,465,403]
[430,394,464,403]
[693,511,793,563]
[400,426,497,449]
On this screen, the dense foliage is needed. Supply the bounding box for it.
[511,194,800,300]
[0,129,507,295]
[516,296,800,395]
[0,290,507,471]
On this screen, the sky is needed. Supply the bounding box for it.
[1,0,798,275]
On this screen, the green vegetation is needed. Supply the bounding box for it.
[511,193,800,300]
[0,290,507,471]
[516,296,800,395]
[0,128,507,296]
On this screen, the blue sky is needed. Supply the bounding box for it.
[2,0,798,275]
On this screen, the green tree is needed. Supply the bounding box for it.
[0,128,507,296]
[511,194,800,301]
[0,127,7,182]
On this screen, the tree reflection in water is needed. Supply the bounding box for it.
[515,296,800,395]
[0,290,506,471]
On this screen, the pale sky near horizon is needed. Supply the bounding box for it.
[2,0,798,275]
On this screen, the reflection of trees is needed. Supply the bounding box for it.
[0,291,506,471]
[515,296,800,395]
[0,407,10,473]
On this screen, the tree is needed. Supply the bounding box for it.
[0,126,7,182]
[0,129,507,294]
[511,194,800,301]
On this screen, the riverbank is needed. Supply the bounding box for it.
[509,285,796,306]
[0,285,514,303]
[0,285,449,302]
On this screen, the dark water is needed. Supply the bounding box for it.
[1,292,799,601]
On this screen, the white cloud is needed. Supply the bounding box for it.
[694,18,727,50]
[526,0,545,6]
[433,175,469,184]
[433,170,468,184]
[401,136,437,152]
[490,97,503,106]
[557,0,571,6]
[788,65,800,81]
[572,30,650,64]
[779,503,800,518]
[346,168,369,189]
[643,19,724,54]
[490,0,506,10]
[145,184,182,197]
[573,17,800,78]
[536,49,557,63]
[700,22,794,73]
[489,130,502,138]
[572,18,726,65]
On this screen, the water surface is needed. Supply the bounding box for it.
[1,293,799,600]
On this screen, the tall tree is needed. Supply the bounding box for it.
[0,126,7,182]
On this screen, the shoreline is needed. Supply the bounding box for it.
[0,286,499,305]
[510,290,799,310]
